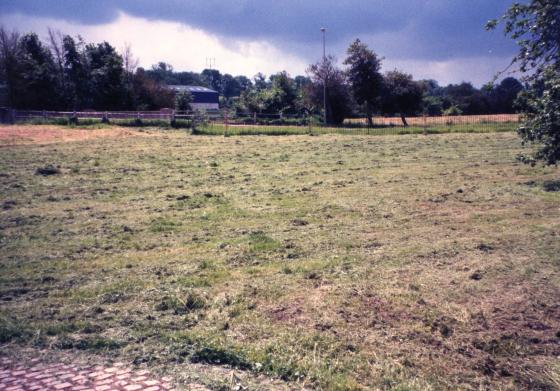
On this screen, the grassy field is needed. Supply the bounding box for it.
[0,125,559,390]
[197,121,517,136]
[14,116,519,136]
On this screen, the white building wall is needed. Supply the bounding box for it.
[192,103,219,111]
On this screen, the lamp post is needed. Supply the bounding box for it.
[320,27,327,125]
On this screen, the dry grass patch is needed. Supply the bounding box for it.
[0,125,151,146]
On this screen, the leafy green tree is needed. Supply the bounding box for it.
[174,71,204,86]
[201,68,222,92]
[84,41,126,109]
[268,71,298,113]
[421,96,444,116]
[148,62,176,84]
[489,77,524,113]
[220,73,241,98]
[62,35,90,109]
[443,105,463,116]
[253,73,268,91]
[307,55,353,125]
[239,88,266,113]
[293,75,312,114]
[0,27,21,107]
[487,0,560,165]
[131,67,175,110]
[516,69,560,165]
[344,39,383,127]
[16,33,61,109]
[234,75,252,92]
[382,70,423,126]
[175,89,193,111]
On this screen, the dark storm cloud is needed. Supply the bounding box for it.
[0,0,516,60]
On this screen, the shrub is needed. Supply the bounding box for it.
[443,105,463,116]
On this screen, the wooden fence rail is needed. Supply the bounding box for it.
[0,108,521,130]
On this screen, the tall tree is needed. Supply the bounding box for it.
[487,0,560,165]
[490,77,523,113]
[201,68,222,92]
[175,89,193,111]
[343,39,383,127]
[121,43,139,76]
[307,55,353,125]
[131,67,175,110]
[234,75,252,92]
[0,27,21,107]
[121,43,139,108]
[253,73,268,91]
[84,41,126,109]
[382,70,423,126]
[148,62,175,84]
[47,28,65,101]
[268,71,298,113]
[62,35,89,109]
[221,73,241,98]
[18,33,59,109]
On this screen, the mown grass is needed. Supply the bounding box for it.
[15,116,518,136]
[0,126,559,390]
[197,121,517,136]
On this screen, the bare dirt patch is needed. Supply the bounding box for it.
[0,125,149,146]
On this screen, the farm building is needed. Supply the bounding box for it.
[168,85,219,111]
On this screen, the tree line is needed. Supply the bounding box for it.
[0,26,523,125]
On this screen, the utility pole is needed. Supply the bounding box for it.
[320,27,327,125]
[205,57,216,69]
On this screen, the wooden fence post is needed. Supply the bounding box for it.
[224,110,228,135]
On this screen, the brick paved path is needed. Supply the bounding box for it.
[0,357,177,391]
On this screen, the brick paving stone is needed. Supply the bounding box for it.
[53,382,73,389]
[0,357,180,391]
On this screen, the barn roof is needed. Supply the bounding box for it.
[168,85,218,94]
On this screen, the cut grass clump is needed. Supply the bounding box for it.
[543,179,560,192]
[54,336,124,351]
[0,315,31,343]
[155,292,206,314]
[149,217,182,233]
[248,231,281,253]
[191,346,252,370]
[35,164,60,176]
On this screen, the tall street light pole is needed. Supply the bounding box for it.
[320,27,327,125]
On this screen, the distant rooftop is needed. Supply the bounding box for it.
[168,85,218,94]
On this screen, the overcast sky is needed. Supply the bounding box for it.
[0,0,518,86]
